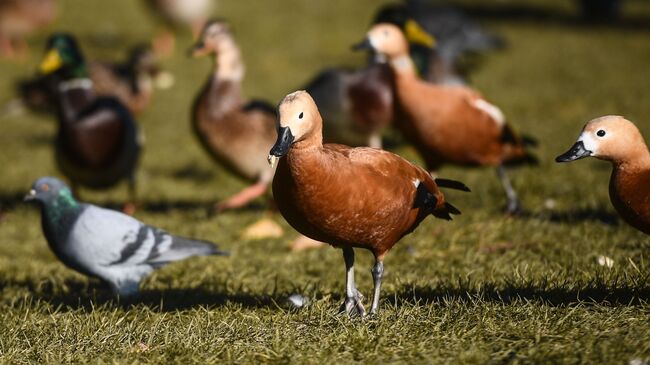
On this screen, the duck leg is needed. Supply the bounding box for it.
[369,259,384,315]
[368,133,383,149]
[214,180,268,212]
[123,176,137,215]
[496,165,521,215]
[340,247,366,316]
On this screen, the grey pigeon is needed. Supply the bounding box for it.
[25,176,227,297]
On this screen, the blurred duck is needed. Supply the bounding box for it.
[190,20,277,212]
[144,0,213,56]
[556,116,650,235]
[268,91,467,315]
[304,19,434,149]
[374,0,505,85]
[356,24,536,214]
[18,44,160,115]
[0,0,56,58]
[38,34,142,213]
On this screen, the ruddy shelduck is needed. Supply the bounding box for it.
[268,90,468,315]
[354,23,536,214]
[556,116,650,235]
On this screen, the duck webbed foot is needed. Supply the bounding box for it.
[496,165,522,216]
[340,289,366,317]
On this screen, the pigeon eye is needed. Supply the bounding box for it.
[298,112,303,119]
[597,130,606,137]
[42,184,49,192]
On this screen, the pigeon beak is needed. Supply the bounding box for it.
[267,126,294,168]
[556,141,592,162]
[24,189,36,202]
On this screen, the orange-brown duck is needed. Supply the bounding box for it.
[557,116,650,235]
[268,90,467,315]
[356,23,536,214]
[0,0,56,58]
[190,20,277,212]
[19,44,160,115]
[38,34,141,211]
[304,19,435,149]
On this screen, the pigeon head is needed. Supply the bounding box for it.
[25,177,75,206]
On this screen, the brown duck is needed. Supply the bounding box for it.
[38,34,141,211]
[557,116,650,235]
[190,20,277,212]
[356,23,536,214]
[268,90,467,315]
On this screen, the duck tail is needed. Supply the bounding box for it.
[435,178,471,192]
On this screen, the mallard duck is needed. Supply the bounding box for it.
[37,33,142,212]
[268,90,467,315]
[357,24,536,214]
[0,0,56,58]
[190,20,277,212]
[18,44,160,115]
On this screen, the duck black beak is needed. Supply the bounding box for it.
[267,126,294,168]
[187,40,206,57]
[555,141,592,162]
[23,189,36,202]
[351,38,373,51]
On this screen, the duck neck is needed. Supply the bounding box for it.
[389,53,418,79]
[55,78,95,123]
[613,147,650,173]
[213,39,245,83]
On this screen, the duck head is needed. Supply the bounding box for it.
[556,116,649,164]
[189,19,233,58]
[39,33,86,78]
[267,91,322,168]
[24,177,74,206]
[352,23,412,59]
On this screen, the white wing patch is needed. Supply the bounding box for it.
[473,99,505,127]
[412,178,420,188]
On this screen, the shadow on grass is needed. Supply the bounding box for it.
[528,205,620,226]
[396,277,650,307]
[1,278,280,312]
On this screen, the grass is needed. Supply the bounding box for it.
[1,0,650,363]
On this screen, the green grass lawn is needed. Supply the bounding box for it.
[1,0,650,363]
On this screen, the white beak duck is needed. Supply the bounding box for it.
[268,90,468,316]
[556,116,650,236]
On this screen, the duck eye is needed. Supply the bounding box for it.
[298,112,303,119]
[597,130,606,137]
[383,30,389,37]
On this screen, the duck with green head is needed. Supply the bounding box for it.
[38,33,142,213]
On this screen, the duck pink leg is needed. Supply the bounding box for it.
[215,180,269,212]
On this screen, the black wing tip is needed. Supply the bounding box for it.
[435,178,471,192]
[522,134,539,147]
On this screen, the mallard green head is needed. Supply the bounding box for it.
[39,33,87,78]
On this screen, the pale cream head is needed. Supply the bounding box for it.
[365,23,410,59]
[191,20,234,57]
[579,116,648,162]
[277,90,322,144]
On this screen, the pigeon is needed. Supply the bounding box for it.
[25,177,228,297]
